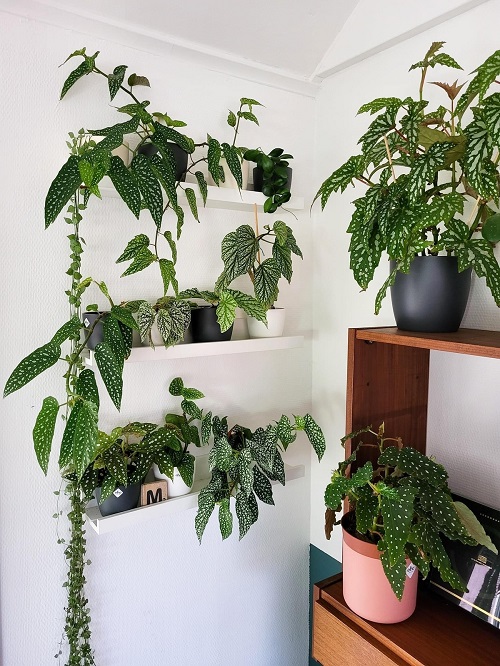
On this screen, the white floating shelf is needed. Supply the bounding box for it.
[84,335,304,365]
[86,463,305,535]
[100,180,304,212]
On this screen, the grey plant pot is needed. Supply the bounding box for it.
[82,311,108,350]
[94,483,141,516]
[390,256,472,332]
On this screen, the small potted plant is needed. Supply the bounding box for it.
[314,42,500,332]
[216,220,303,337]
[196,411,325,541]
[324,424,497,623]
[80,421,160,516]
[244,147,293,212]
[151,377,210,496]
[178,286,267,342]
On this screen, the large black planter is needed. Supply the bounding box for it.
[390,256,471,332]
[137,142,188,181]
[253,166,292,193]
[94,483,141,516]
[189,306,233,343]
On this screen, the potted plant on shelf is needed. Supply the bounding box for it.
[216,218,303,337]
[177,286,267,342]
[196,410,325,541]
[314,42,500,332]
[244,147,293,212]
[324,423,497,623]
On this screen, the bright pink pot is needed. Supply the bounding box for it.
[342,514,418,623]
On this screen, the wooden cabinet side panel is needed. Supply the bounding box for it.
[346,330,429,462]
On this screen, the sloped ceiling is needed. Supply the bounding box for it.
[1,0,493,91]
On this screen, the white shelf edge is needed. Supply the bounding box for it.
[86,463,305,535]
[84,335,304,365]
[100,180,304,211]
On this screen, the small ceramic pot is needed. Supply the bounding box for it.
[153,464,194,497]
[82,312,108,350]
[247,308,285,338]
[94,483,141,516]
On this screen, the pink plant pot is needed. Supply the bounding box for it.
[342,514,418,623]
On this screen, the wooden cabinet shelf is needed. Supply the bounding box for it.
[313,575,500,666]
[312,327,500,664]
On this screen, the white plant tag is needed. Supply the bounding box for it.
[113,488,123,498]
[84,318,90,327]
[406,562,417,578]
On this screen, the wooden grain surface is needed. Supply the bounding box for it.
[314,577,500,666]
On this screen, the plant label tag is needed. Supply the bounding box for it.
[113,488,123,498]
[406,563,417,578]
[84,318,90,327]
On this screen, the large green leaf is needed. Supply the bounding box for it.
[229,289,267,324]
[138,427,181,453]
[463,110,495,199]
[76,368,99,408]
[103,315,125,373]
[407,142,449,204]
[130,154,163,227]
[108,156,141,218]
[195,171,208,205]
[238,449,254,496]
[220,225,258,284]
[178,453,195,487]
[103,444,127,485]
[137,301,155,341]
[60,56,95,99]
[51,315,81,346]
[45,155,82,228]
[456,50,500,117]
[216,291,238,333]
[159,258,178,297]
[483,93,500,145]
[469,238,500,306]
[218,498,233,540]
[154,449,174,480]
[381,486,416,565]
[221,143,242,189]
[94,342,123,410]
[379,543,407,600]
[359,106,398,155]
[184,187,199,221]
[73,399,98,479]
[313,155,365,209]
[355,486,379,534]
[209,437,233,472]
[4,342,60,397]
[110,304,139,331]
[195,489,216,542]
[59,402,81,468]
[150,153,178,209]
[121,246,156,277]
[201,411,212,445]
[152,122,194,154]
[33,396,59,475]
[235,491,254,540]
[254,258,280,307]
[252,465,274,505]
[207,137,222,184]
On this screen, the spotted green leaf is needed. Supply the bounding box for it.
[4,341,60,397]
[103,444,127,485]
[178,453,195,488]
[45,155,82,228]
[60,57,94,99]
[108,64,127,101]
[209,437,233,472]
[108,156,141,218]
[121,246,156,277]
[216,290,237,333]
[238,450,254,496]
[94,342,123,410]
[169,378,184,396]
[252,466,274,505]
[111,304,139,331]
[150,153,177,209]
[456,50,500,117]
[469,238,500,306]
[358,97,403,115]
[207,137,222,185]
[195,171,208,205]
[254,258,280,307]
[184,187,199,221]
[33,396,59,475]
[379,544,407,600]
[276,415,295,450]
[131,154,163,227]
[159,258,178,297]
[59,402,81,468]
[313,155,365,209]
[153,122,194,154]
[407,142,450,204]
[128,452,155,483]
[76,368,99,408]
[181,386,204,400]
[218,498,233,540]
[304,414,326,461]
[154,449,174,480]
[201,411,212,445]
[355,486,379,534]
[196,489,216,542]
[100,471,118,502]
[73,399,98,479]
[117,321,132,360]
[235,490,254,540]
[381,485,416,565]
[138,427,181,453]
[229,289,267,324]
[51,315,81,346]
[137,301,155,341]
[227,110,237,127]
[103,315,125,373]
[222,143,242,189]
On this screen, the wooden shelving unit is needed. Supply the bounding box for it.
[313,575,500,666]
[312,327,500,665]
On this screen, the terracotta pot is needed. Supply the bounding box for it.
[342,512,418,623]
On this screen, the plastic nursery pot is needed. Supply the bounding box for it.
[247,308,285,338]
[153,463,195,497]
[137,142,188,181]
[390,256,472,333]
[94,483,141,517]
[189,306,233,343]
[252,166,292,193]
[341,512,418,623]
[82,311,108,350]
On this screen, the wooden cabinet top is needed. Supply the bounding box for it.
[354,327,500,359]
[314,575,500,666]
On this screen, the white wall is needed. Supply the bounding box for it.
[0,13,317,666]
[311,0,500,561]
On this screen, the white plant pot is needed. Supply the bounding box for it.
[153,464,194,497]
[141,322,164,347]
[247,308,285,338]
[208,157,249,189]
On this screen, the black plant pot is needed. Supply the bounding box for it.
[137,142,188,181]
[253,166,292,193]
[390,256,472,332]
[189,306,233,343]
[94,483,141,516]
[82,311,108,350]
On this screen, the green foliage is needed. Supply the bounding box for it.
[315,42,500,312]
[324,424,497,599]
[244,147,293,213]
[33,396,60,475]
